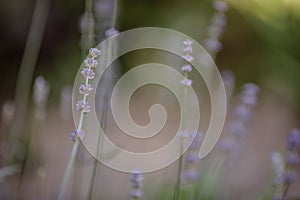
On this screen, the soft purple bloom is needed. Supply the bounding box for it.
[71,130,85,142]
[84,58,98,68]
[181,169,200,182]
[282,170,297,184]
[288,129,300,150]
[130,170,143,199]
[183,39,193,46]
[180,78,193,87]
[76,100,91,113]
[178,130,189,138]
[242,83,260,96]
[228,120,246,136]
[214,1,229,12]
[182,54,194,62]
[286,152,300,165]
[105,27,119,37]
[129,189,143,199]
[89,48,101,57]
[130,170,144,188]
[234,105,250,119]
[204,38,222,52]
[79,84,93,96]
[183,46,193,53]
[186,152,198,163]
[219,138,236,153]
[81,67,95,79]
[212,13,227,28]
[181,64,192,73]
[190,131,203,149]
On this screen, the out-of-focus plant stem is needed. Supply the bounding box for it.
[173,70,189,200]
[7,0,51,165]
[88,1,118,198]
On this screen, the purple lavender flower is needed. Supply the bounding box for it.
[282,170,297,184]
[105,27,119,37]
[181,64,192,73]
[89,48,101,57]
[76,100,91,113]
[190,131,203,149]
[219,138,236,153]
[178,130,189,138]
[287,128,300,150]
[79,84,93,96]
[234,105,250,120]
[81,67,95,79]
[213,0,229,12]
[129,170,144,199]
[84,58,98,68]
[186,152,198,163]
[183,46,193,53]
[286,152,300,165]
[183,39,193,46]
[71,130,85,142]
[129,189,143,199]
[228,120,246,136]
[182,54,194,62]
[180,78,193,87]
[204,38,222,53]
[181,169,200,182]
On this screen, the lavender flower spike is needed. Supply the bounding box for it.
[129,170,144,200]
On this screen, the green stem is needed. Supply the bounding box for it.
[7,0,51,165]
[58,62,92,199]
[58,140,80,200]
[173,70,189,200]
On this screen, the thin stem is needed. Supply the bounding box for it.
[112,0,118,27]
[88,0,119,197]
[7,0,51,165]
[281,164,291,200]
[58,140,80,200]
[173,70,189,200]
[58,63,92,199]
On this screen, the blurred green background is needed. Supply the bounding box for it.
[0,0,300,110]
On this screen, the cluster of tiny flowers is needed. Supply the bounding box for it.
[129,170,144,200]
[79,84,93,96]
[204,0,229,54]
[219,83,260,153]
[76,100,91,113]
[181,39,193,87]
[181,131,203,184]
[272,129,300,200]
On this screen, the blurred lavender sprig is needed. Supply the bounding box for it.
[173,38,195,200]
[129,170,144,200]
[33,76,50,121]
[58,47,101,200]
[272,129,300,200]
[204,0,229,58]
[220,83,260,154]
